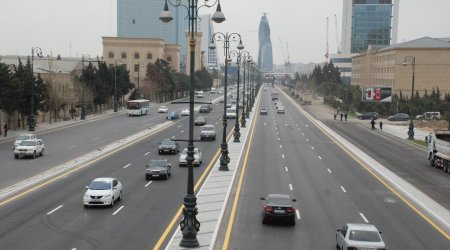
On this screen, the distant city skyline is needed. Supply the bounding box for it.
[257,14,273,72]
[0,0,449,64]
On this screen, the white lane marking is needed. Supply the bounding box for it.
[145,181,153,187]
[280,145,282,149]
[318,156,322,160]
[180,130,184,134]
[123,163,131,169]
[282,154,285,159]
[289,184,293,190]
[144,152,150,156]
[277,132,279,135]
[340,186,347,193]
[171,136,175,139]
[112,205,125,216]
[296,124,298,127]
[275,127,278,130]
[360,213,369,223]
[306,138,309,142]
[47,205,63,215]
[264,123,267,126]
[216,121,218,124]
[327,168,332,174]
[278,138,281,141]
[296,210,301,220]
[311,146,315,150]
[285,123,288,127]
[66,145,76,150]
[299,128,301,130]
[305,124,309,127]
[178,125,182,128]
[302,133,304,136]
[285,167,288,172]
[72,248,77,250]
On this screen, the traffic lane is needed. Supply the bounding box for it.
[0,95,223,190]
[0,104,232,249]
[279,97,449,248]
[322,119,450,209]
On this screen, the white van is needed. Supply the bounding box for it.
[197,91,204,98]
[210,88,216,94]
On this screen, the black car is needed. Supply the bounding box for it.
[194,116,207,126]
[357,112,378,120]
[261,194,297,226]
[146,159,171,180]
[388,113,410,121]
[199,104,211,113]
[158,139,179,155]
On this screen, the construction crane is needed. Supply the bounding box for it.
[279,37,291,74]
[325,17,329,62]
[334,14,341,54]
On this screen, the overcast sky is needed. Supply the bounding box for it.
[1,0,449,65]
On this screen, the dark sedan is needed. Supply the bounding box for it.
[146,159,171,180]
[357,112,378,120]
[199,104,212,113]
[261,194,297,226]
[388,113,410,121]
[158,139,179,155]
[194,116,207,126]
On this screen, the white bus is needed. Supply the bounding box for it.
[126,99,150,116]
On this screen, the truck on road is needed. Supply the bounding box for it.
[427,130,450,173]
[301,92,312,105]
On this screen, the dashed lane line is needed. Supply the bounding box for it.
[360,212,369,223]
[144,152,150,156]
[318,156,322,160]
[145,181,152,188]
[296,210,301,220]
[47,205,63,215]
[285,167,288,172]
[327,168,332,174]
[123,163,131,169]
[289,184,293,191]
[340,186,347,193]
[112,205,125,216]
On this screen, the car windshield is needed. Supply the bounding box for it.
[89,181,111,190]
[266,197,292,206]
[202,126,214,131]
[19,141,36,146]
[349,230,382,242]
[150,160,166,168]
[226,108,235,113]
[162,140,175,145]
[159,106,167,109]
[17,135,31,140]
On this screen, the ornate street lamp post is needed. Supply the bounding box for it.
[240,52,252,127]
[160,0,225,247]
[80,54,91,120]
[209,32,244,169]
[29,47,43,131]
[403,56,416,140]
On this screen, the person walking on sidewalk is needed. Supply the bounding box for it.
[3,123,7,137]
[340,113,343,121]
[379,120,383,130]
[344,112,347,121]
[371,118,376,130]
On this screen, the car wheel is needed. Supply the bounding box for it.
[84,204,89,208]
[146,175,151,180]
[40,149,44,156]
[165,173,169,180]
[443,160,449,173]
[14,154,19,159]
[110,197,114,207]
[32,151,36,159]
[118,191,122,201]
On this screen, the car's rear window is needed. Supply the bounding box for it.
[19,141,36,146]
[349,230,381,242]
[266,197,292,206]
[162,140,175,145]
[17,135,31,140]
[151,160,166,167]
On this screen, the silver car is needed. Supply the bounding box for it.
[179,148,202,166]
[336,223,386,250]
[200,125,216,141]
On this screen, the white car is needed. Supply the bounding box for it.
[158,106,169,113]
[14,139,45,159]
[179,148,203,166]
[226,108,237,118]
[336,223,386,250]
[181,109,190,116]
[277,106,286,114]
[83,177,122,208]
[14,133,37,149]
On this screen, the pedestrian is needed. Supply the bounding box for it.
[334,114,337,120]
[379,121,383,130]
[3,123,7,137]
[340,113,343,121]
[344,112,348,121]
[371,118,376,130]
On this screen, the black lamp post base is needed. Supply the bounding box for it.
[219,143,230,171]
[407,120,415,140]
[28,114,35,132]
[241,114,246,127]
[179,194,200,248]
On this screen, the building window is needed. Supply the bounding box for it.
[167,56,172,62]
[108,52,114,58]
[122,52,127,59]
[134,53,140,59]
[134,64,139,72]
[147,53,152,59]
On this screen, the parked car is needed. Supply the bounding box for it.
[277,106,286,114]
[196,91,204,98]
[83,177,122,208]
[388,113,410,121]
[181,109,190,116]
[357,112,378,120]
[199,104,212,113]
[200,124,216,141]
[194,116,207,126]
[416,111,441,120]
[260,194,297,225]
[14,139,45,159]
[166,111,179,120]
[158,106,169,113]
[158,139,180,155]
[179,147,202,166]
[260,108,268,115]
[336,223,386,250]
[146,159,171,180]
[14,133,37,149]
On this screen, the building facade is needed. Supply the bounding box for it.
[351,37,450,98]
[198,14,219,70]
[257,13,273,72]
[117,0,188,68]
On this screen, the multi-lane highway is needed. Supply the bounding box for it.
[221,88,449,249]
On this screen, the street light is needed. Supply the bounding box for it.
[80,54,91,120]
[29,47,43,131]
[114,62,122,112]
[240,52,252,127]
[209,32,244,169]
[160,0,225,247]
[229,50,243,142]
[403,56,416,140]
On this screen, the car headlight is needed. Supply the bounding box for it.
[84,194,89,199]
[103,194,111,198]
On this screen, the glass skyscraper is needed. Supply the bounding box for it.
[257,14,273,72]
[117,0,188,64]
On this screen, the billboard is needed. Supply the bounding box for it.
[362,87,392,102]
